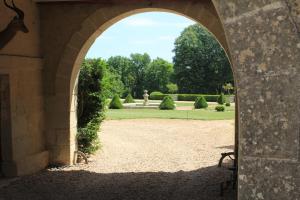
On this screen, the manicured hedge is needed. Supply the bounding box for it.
[150,92,233,102]
[150,91,169,100]
[178,94,219,102]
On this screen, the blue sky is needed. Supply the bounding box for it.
[85,12,195,62]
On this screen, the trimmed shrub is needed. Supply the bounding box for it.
[217,93,226,105]
[109,95,123,109]
[194,96,208,109]
[215,105,225,112]
[225,102,231,107]
[159,96,176,110]
[124,94,135,103]
[149,91,169,100]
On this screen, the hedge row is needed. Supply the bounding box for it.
[150,92,234,102]
[150,94,170,100]
[178,94,220,102]
[149,92,169,100]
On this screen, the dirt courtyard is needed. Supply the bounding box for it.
[0,119,236,200]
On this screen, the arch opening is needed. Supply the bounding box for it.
[46,2,240,197]
[68,10,237,199]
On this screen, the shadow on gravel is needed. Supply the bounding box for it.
[0,165,236,200]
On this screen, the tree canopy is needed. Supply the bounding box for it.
[145,58,173,93]
[173,24,233,94]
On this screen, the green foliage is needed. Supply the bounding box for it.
[77,117,101,154]
[77,58,107,154]
[223,83,234,95]
[109,95,123,109]
[194,96,208,109]
[102,68,124,98]
[166,83,178,94]
[159,96,176,110]
[145,58,174,93]
[107,54,175,98]
[178,94,219,102]
[129,53,151,98]
[215,105,225,112]
[149,91,168,100]
[124,94,135,103]
[217,93,226,105]
[225,102,231,107]
[107,56,135,96]
[173,24,233,94]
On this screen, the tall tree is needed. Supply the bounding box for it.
[145,58,174,93]
[173,24,233,94]
[107,56,134,95]
[129,53,151,98]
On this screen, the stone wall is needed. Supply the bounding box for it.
[0,0,48,176]
[0,0,299,199]
[213,0,300,199]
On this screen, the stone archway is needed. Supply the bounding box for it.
[41,0,233,166]
[39,1,300,199]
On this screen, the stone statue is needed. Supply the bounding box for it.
[143,90,149,106]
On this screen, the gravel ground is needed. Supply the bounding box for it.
[0,119,236,200]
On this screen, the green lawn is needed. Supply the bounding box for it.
[106,104,234,120]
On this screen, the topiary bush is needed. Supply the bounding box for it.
[109,95,123,109]
[215,105,225,112]
[159,96,176,110]
[217,93,226,105]
[225,102,231,107]
[194,96,208,109]
[124,94,135,103]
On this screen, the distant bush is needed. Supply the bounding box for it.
[109,95,123,109]
[194,96,208,109]
[217,93,226,105]
[150,91,169,100]
[225,102,231,107]
[124,94,135,103]
[166,83,178,94]
[159,96,176,110]
[215,105,225,112]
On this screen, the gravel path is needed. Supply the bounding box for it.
[0,119,236,200]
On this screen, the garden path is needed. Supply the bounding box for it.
[0,119,235,200]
